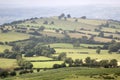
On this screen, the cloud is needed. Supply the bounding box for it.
[0,0,120,7]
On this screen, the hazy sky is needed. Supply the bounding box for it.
[0,0,120,7]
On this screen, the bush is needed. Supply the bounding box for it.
[37,68,40,72]
[10,71,16,76]
[53,64,61,69]
[0,70,9,78]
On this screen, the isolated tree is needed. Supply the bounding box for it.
[67,14,71,18]
[37,68,40,72]
[96,47,101,54]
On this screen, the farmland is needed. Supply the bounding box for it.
[0,58,18,69]
[4,67,120,80]
[0,15,120,80]
[0,32,31,42]
[0,45,11,52]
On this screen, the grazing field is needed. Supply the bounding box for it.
[18,18,97,30]
[54,48,120,61]
[0,32,31,42]
[0,58,18,69]
[32,61,63,68]
[49,43,103,48]
[40,31,65,38]
[4,67,120,80]
[24,56,53,61]
[0,45,12,52]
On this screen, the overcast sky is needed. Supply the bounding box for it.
[0,0,120,8]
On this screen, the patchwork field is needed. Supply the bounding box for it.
[4,67,120,80]
[0,31,31,42]
[0,58,18,69]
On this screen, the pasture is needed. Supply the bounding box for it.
[0,58,18,69]
[31,61,63,68]
[0,31,31,42]
[24,56,53,61]
[4,67,120,80]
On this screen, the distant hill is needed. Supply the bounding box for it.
[0,5,120,24]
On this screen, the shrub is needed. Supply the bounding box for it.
[0,70,9,78]
[10,71,16,76]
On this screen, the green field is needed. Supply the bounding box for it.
[32,61,64,68]
[0,45,12,52]
[0,58,18,69]
[49,43,103,48]
[0,31,31,42]
[24,56,53,61]
[4,67,120,80]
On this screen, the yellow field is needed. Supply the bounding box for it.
[0,58,18,69]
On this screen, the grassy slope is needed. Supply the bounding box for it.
[0,31,31,42]
[4,67,120,80]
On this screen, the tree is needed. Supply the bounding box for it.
[67,14,71,18]
[4,49,9,54]
[58,52,66,60]
[81,16,86,19]
[10,71,16,76]
[108,42,120,52]
[53,64,61,69]
[109,59,118,68]
[74,59,83,66]
[37,68,40,72]
[39,26,45,31]
[99,60,109,68]
[65,57,73,66]
[0,70,9,78]
[96,47,101,54]
[98,31,104,37]
[85,57,91,67]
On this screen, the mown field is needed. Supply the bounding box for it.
[4,67,120,80]
[0,31,31,42]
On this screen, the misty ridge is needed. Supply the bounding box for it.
[0,5,120,25]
